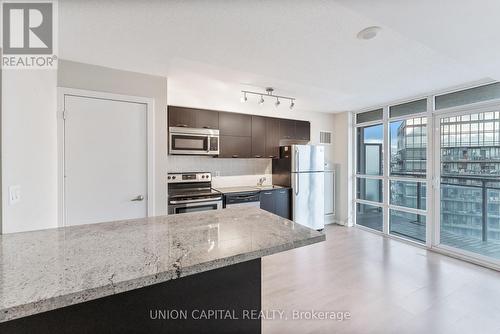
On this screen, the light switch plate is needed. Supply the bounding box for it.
[9,185,21,204]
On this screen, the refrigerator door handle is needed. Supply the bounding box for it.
[295,173,299,195]
[295,147,300,172]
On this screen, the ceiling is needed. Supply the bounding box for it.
[58,0,500,113]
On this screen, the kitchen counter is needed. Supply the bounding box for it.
[0,207,324,325]
[214,185,288,194]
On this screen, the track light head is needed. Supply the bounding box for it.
[240,92,247,103]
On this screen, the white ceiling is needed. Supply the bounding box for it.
[59,0,500,113]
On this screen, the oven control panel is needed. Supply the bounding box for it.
[167,172,212,183]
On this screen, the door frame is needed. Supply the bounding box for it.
[431,103,500,270]
[57,88,155,227]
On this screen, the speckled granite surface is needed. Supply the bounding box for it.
[0,207,324,322]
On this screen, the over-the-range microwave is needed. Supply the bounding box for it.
[169,127,220,156]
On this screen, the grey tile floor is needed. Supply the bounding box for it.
[262,224,500,334]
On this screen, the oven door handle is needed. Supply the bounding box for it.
[169,197,222,204]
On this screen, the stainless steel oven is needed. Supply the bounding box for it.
[169,127,219,156]
[167,172,222,215]
[169,197,222,214]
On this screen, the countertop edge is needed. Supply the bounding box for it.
[0,232,325,323]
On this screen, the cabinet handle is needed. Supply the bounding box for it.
[203,126,211,129]
[176,124,188,127]
[268,155,276,158]
[263,192,273,195]
[254,155,262,158]
[232,155,239,158]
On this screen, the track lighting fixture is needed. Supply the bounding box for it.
[240,87,295,109]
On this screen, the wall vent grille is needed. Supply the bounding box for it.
[320,131,332,144]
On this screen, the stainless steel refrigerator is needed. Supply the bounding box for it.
[272,145,325,230]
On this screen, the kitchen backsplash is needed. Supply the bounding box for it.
[168,156,272,176]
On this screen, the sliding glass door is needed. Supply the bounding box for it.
[436,110,500,261]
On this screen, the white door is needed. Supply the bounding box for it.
[64,95,148,226]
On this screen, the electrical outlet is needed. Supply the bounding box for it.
[9,185,21,205]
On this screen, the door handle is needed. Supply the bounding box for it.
[131,195,145,202]
[295,174,299,196]
[295,148,300,172]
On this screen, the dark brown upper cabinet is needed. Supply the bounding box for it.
[265,118,280,159]
[168,106,196,128]
[168,106,219,129]
[279,119,296,139]
[219,136,251,158]
[295,120,311,141]
[167,105,310,158]
[195,109,219,129]
[219,112,252,137]
[251,116,266,158]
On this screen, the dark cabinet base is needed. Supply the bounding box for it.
[1,259,262,334]
[260,188,291,220]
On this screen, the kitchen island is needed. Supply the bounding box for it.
[0,207,324,333]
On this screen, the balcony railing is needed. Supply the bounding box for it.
[441,175,500,243]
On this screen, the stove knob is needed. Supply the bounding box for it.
[172,176,176,180]
[201,175,205,179]
[206,174,210,178]
[167,176,171,180]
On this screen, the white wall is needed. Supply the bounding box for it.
[2,69,59,233]
[331,111,353,226]
[58,60,168,217]
[1,61,168,234]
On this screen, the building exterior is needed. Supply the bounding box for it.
[440,112,500,242]
[390,112,500,242]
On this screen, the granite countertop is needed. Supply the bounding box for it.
[0,207,324,322]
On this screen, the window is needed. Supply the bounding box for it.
[390,117,427,178]
[355,118,384,232]
[357,178,383,203]
[357,124,383,175]
[390,180,426,210]
[389,99,427,118]
[354,82,500,267]
[355,102,428,243]
[390,210,426,243]
[356,109,383,124]
[435,82,500,110]
[439,111,500,259]
[356,203,383,232]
